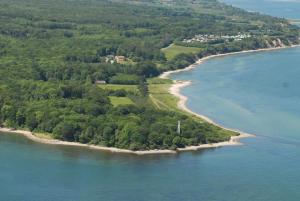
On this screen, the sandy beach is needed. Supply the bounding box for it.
[160,45,300,79]
[0,128,178,155]
[168,81,254,142]
[159,45,300,149]
[2,45,300,155]
[0,126,251,154]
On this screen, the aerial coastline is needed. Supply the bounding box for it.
[2,0,300,200]
[1,0,299,155]
[2,45,300,155]
[3,44,300,154]
[0,127,249,155]
[159,45,300,145]
[160,44,300,79]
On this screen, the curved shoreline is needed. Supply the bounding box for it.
[0,128,177,155]
[0,127,250,155]
[168,81,254,145]
[160,45,300,79]
[1,45,299,155]
[159,45,300,148]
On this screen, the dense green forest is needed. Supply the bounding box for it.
[0,0,299,150]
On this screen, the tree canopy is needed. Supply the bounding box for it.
[0,0,298,150]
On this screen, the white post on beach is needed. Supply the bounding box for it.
[177,121,181,134]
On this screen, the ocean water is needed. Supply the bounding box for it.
[1,2,300,201]
[2,50,300,201]
[221,0,300,19]
[172,48,300,140]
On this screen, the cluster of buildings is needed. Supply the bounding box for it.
[105,55,126,64]
[183,33,252,43]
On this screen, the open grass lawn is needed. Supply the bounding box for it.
[148,79,207,124]
[148,82,179,111]
[147,78,179,111]
[33,132,54,140]
[98,84,139,94]
[99,84,137,106]
[147,77,173,84]
[109,96,135,107]
[161,44,201,60]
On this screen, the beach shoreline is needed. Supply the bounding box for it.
[168,81,254,142]
[2,45,299,155]
[0,128,177,155]
[159,45,300,148]
[160,45,300,79]
[0,127,250,155]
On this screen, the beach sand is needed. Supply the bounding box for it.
[2,45,300,155]
[0,126,252,154]
[160,45,300,79]
[159,45,300,150]
[168,80,254,148]
[0,128,177,155]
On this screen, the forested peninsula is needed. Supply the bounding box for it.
[0,0,299,151]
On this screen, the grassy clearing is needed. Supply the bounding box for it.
[147,77,173,84]
[98,84,139,94]
[99,81,214,125]
[109,96,134,107]
[161,44,201,60]
[33,132,54,140]
[148,82,179,111]
[148,80,207,124]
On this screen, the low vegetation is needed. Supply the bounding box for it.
[162,45,202,60]
[98,84,140,95]
[109,96,135,107]
[148,83,179,111]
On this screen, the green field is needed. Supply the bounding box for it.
[161,44,201,60]
[148,79,208,124]
[147,77,173,84]
[33,132,54,140]
[147,78,183,112]
[98,80,178,111]
[98,84,139,94]
[99,84,137,106]
[109,96,135,107]
[148,80,179,112]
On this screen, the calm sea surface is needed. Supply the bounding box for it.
[221,0,300,19]
[1,1,300,201]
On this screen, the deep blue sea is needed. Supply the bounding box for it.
[1,1,300,201]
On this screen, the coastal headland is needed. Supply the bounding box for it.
[0,127,252,155]
[1,0,299,155]
[15,46,300,154]
[3,45,300,155]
